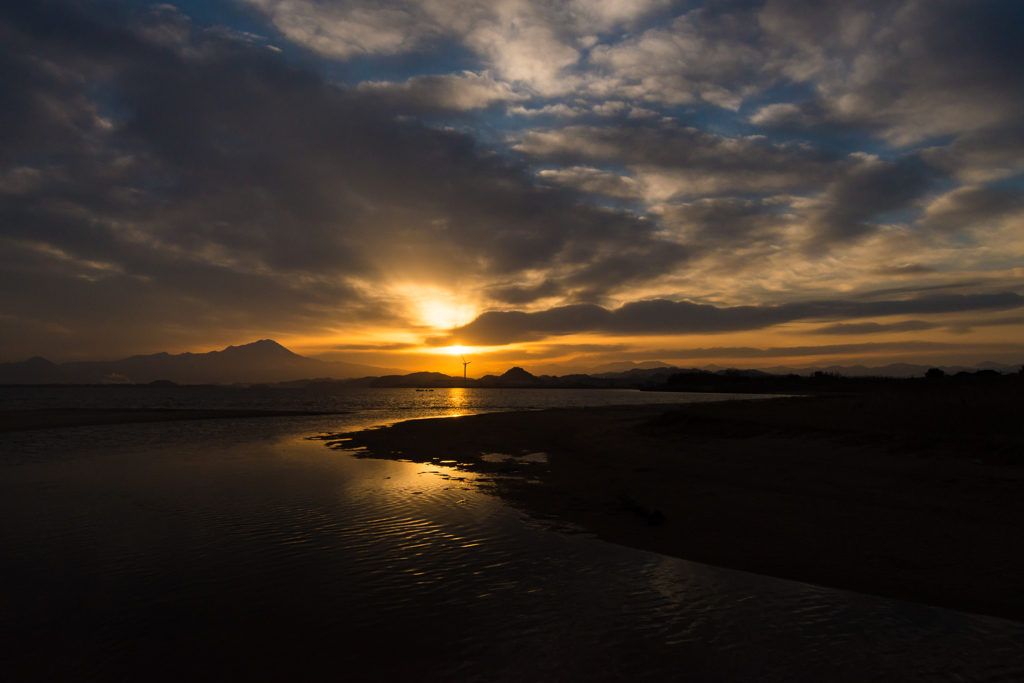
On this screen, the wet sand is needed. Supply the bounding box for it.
[0,408,350,432]
[324,396,1024,621]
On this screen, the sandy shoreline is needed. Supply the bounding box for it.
[323,396,1024,622]
[0,408,350,432]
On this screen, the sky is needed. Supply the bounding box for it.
[1,0,1023,375]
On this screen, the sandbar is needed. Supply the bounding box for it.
[323,394,1024,622]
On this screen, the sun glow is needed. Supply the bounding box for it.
[425,344,481,357]
[418,300,475,330]
[407,289,477,331]
[383,283,479,332]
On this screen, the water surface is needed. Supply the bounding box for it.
[1,398,1021,681]
[0,384,769,416]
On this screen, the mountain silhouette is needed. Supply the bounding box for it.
[500,366,537,381]
[475,366,542,387]
[0,340,407,385]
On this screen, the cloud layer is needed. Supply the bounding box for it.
[440,293,1024,345]
[1,0,1022,365]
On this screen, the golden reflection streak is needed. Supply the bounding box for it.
[447,387,467,410]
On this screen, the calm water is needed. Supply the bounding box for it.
[0,384,769,414]
[1,390,1022,681]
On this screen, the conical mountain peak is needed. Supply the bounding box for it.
[501,366,536,380]
[220,339,296,357]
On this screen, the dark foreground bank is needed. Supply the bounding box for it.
[0,408,350,432]
[323,391,1024,622]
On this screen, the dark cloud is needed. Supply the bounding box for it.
[487,280,564,305]
[641,341,1018,360]
[0,2,688,358]
[918,186,1024,233]
[872,264,938,276]
[744,0,1024,253]
[656,197,782,244]
[754,0,1024,142]
[441,292,1024,345]
[332,342,418,351]
[921,126,1024,183]
[515,124,948,252]
[947,315,1024,335]
[474,343,634,364]
[355,72,526,112]
[806,321,939,336]
[515,124,840,198]
[851,280,987,300]
[560,241,692,302]
[808,154,936,245]
[537,166,644,200]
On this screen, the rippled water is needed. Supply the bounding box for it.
[1,407,1022,681]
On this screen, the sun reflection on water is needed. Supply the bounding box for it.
[447,387,467,410]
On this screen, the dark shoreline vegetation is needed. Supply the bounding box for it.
[650,365,1024,395]
[319,378,1024,621]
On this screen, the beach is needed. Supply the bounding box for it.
[326,393,1024,621]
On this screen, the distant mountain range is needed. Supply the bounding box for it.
[284,361,1024,390]
[754,361,1023,378]
[351,366,645,389]
[1,339,1020,385]
[0,340,407,385]
[533,360,1023,380]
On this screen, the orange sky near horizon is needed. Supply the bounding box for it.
[284,306,1024,376]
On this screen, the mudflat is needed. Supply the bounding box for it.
[0,408,349,432]
[325,393,1024,622]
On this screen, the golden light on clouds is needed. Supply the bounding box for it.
[417,299,475,330]
[390,284,478,332]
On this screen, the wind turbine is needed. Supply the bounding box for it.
[461,355,471,379]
